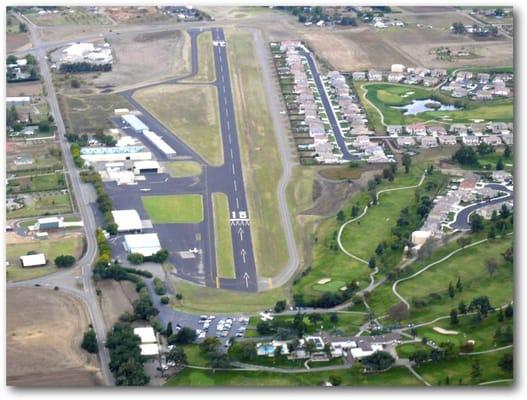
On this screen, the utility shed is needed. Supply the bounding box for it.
[20,253,47,268]
[37,216,61,230]
[122,114,148,133]
[124,233,161,256]
[112,210,143,233]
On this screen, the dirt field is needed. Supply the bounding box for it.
[6,287,101,386]
[7,81,43,97]
[6,32,31,53]
[92,30,190,89]
[98,279,138,327]
[105,6,171,24]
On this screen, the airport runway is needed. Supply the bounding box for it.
[115,27,258,292]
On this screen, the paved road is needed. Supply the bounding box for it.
[300,50,352,160]
[450,183,513,231]
[11,12,114,385]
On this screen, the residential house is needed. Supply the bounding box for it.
[427,125,447,136]
[477,73,491,83]
[491,170,512,182]
[475,90,493,100]
[430,68,447,77]
[501,133,513,145]
[419,136,438,148]
[396,136,416,147]
[423,76,439,87]
[352,71,367,81]
[493,86,511,97]
[462,136,480,146]
[405,123,427,136]
[450,123,468,135]
[452,88,468,98]
[386,125,403,136]
[481,135,502,146]
[438,135,458,145]
[367,69,383,81]
[388,72,404,83]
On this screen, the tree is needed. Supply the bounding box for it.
[450,309,459,325]
[375,243,384,256]
[106,222,118,236]
[81,329,98,353]
[497,308,504,322]
[409,350,429,366]
[165,322,173,337]
[452,145,478,166]
[256,320,273,335]
[458,300,467,315]
[70,79,81,88]
[498,353,513,373]
[362,351,395,371]
[168,327,197,344]
[488,226,496,239]
[388,302,409,323]
[470,213,484,233]
[127,253,144,265]
[503,145,511,158]
[308,313,323,326]
[504,304,513,319]
[336,210,345,222]
[329,313,339,326]
[456,276,463,292]
[235,342,257,362]
[167,347,187,367]
[451,22,467,34]
[328,375,342,386]
[54,254,76,268]
[448,281,455,299]
[402,153,412,173]
[485,259,498,277]
[495,157,504,171]
[499,204,511,219]
[7,54,18,64]
[207,352,230,369]
[368,256,376,270]
[200,337,221,354]
[274,300,287,313]
[470,360,481,384]
[469,296,492,318]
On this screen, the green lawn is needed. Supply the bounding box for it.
[397,236,513,323]
[171,278,286,314]
[416,350,513,386]
[6,233,84,281]
[164,161,202,178]
[212,192,235,279]
[134,84,223,166]
[354,81,513,132]
[166,366,422,386]
[7,172,66,194]
[396,342,430,359]
[6,192,73,219]
[226,30,287,279]
[180,344,208,367]
[141,194,203,224]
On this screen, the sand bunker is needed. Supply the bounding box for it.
[317,278,332,285]
[433,326,459,335]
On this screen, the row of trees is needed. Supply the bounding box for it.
[127,249,169,265]
[59,62,112,74]
[80,171,118,234]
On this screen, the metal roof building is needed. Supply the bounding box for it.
[20,253,47,268]
[124,233,161,256]
[122,114,149,133]
[134,327,157,343]
[143,130,177,159]
[112,209,143,232]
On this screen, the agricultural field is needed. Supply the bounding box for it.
[141,194,204,224]
[212,193,235,279]
[6,192,73,219]
[7,172,67,195]
[6,232,85,282]
[134,84,223,166]
[6,140,63,176]
[7,81,42,97]
[7,287,101,386]
[24,7,112,26]
[354,82,513,132]
[226,29,288,279]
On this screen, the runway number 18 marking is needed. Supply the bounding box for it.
[230,210,249,225]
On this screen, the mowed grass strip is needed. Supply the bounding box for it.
[6,233,84,281]
[133,84,223,166]
[142,194,203,224]
[226,30,287,278]
[166,366,422,387]
[212,192,235,279]
[164,161,202,178]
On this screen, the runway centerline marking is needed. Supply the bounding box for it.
[231,164,235,174]
[236,197,240,209]
[234,180,237,192]
[230,148,233,158]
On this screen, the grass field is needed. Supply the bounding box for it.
[293,164,429,302]
[184,31,215,83]
[416,350,513,386]
[212,192,235,279]
[7,172,66,194]
[226,29,287,278]
[396,342,430,359]
[164,161,202,178]
[354,82,513,132]
[59,94,130,134]
[141,194,203,224]
[7,192,73,219]
[166,365,422,386]
[171,279,286,314]
[6,233,84,281]
[134,84,223,166]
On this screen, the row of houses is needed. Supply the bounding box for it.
[351,65,448,87]
[388,121,513,139]
[397,133,511,149]
[442,71,513,99]
[279,41,342,164]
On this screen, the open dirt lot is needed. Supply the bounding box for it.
[7,81,43,97]
[7,287,101,386]
[105,6,171,24]
[93,30,190,89]
[6,33,31,53]
[98,279,138,327]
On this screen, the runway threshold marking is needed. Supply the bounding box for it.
[216,276,220,288]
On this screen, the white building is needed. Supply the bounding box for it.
[20,253,47,268]
[142,130,177,159]
[112,209,143,233]
[134,327,159,357]
[122,114,149,133]
[133,160,160,175]
[80,146,152,163]
[124,233,162,256]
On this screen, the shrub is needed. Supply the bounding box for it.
[127,253,144,265]
[54,254,76,268]
[81,329,98,353]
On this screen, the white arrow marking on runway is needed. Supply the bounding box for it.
[238,226,244,240]
[241,249,247,263]
[243,272,250,288]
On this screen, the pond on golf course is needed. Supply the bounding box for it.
[391,98,462,116]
